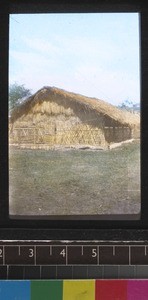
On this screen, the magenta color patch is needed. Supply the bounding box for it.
[127,280,148,300]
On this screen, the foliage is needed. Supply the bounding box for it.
[118,99,140,113]
[9,83,32,110]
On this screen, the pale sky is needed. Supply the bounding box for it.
[9,13,140,106]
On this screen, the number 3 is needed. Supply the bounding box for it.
[29,248,34,257]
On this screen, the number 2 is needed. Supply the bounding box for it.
[0,248,3,258]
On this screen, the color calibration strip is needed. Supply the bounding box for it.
[0,280,148,299]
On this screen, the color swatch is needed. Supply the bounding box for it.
[0,280,148,299]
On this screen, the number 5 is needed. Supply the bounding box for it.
[92,248,97,257]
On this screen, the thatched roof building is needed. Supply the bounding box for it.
[9,86,140,149]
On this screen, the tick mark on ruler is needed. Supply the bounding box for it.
[129,246,131,265]
[113,246,116,256]
[18,246,21,256]
[50,246,52,256]
[81,246,84,256]
[145,246,147,256]
[3,246,5,265]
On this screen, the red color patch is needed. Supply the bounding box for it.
[95,280,127,300]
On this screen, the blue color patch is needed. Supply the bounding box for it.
[0,280,30,300]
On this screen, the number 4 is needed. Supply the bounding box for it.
[60,249,66,257]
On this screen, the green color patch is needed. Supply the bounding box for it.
[31,280,63,300]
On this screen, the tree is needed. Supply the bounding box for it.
[118,99,140,113]
[9,83,32,110]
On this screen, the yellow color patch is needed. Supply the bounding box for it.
[63,280,95,300]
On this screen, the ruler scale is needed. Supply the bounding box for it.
[0,241,148,279]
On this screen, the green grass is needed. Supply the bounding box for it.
[9,141,140,216]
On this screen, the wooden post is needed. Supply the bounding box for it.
[18,128,20,146]
[34,128,36,145]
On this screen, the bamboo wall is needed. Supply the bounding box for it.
[9,100,133,149]
[9,124,132,149]
[9,125,106,147]
[104,126,132,143]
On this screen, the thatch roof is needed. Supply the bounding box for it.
[10,86,140,127]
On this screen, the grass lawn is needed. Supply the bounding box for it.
[9,140,140,217]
